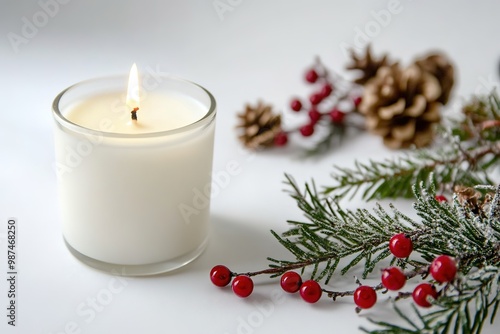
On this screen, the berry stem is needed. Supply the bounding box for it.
[233,261,430,301]
[324,282,384,301]
[323,265,429,300]
[323,265,429,301]
[235,255,337,277]
[395,291,413,301]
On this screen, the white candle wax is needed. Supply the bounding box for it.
[52,75,216,275]
[67,91,205,134]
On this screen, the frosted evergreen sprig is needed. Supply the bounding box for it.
[362,266,500,334]
[265,176,499,333]
[269,176,499,278]
[250,93,500,332]
[323,140,499,201]
[323,92,500,201]
[216,92,500,333]
[267,174,417,283]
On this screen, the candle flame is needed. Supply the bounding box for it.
[126,63,140,110]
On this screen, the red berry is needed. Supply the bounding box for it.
[299,280,322,303]
[389,233,413,258]
[290,99,302,112]
[305,69,319,83]
[280,271,302,293]
[308,109,322,124]
[300,124,315,137]
[329,108,345,124]
[353,96,362,107]
[412,283,438,307]
[430,255,457,283]
[210,265,232,287]
[354,286,377,309]
[274,132,288,147]
[320,83,333,98]
[232,275,254,298]
[381,267,406,291]
[435,195,448,203]
[309,93,323,105]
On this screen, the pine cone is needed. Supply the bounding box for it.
[454,185,494,217]
[415,53,454,104]
[455,186,482,212]
[359,63,442,149]
[346,45,390,85]
[236,102,282,149]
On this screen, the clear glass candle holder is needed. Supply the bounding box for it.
[52,75,216,276]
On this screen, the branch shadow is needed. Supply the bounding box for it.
[169,213,282,276]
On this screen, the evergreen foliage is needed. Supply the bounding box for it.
[324,93,500,201]
[261,93,500,333]
[270,176,499,333]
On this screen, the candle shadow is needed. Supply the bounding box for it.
[151,214,284,277]
[70,214,282,279]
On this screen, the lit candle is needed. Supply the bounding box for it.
[52,65,216,275]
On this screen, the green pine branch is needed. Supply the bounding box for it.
[323,92,500,201]
[255,93,500,333]
[268,174,417,283]
[267,176,499,333]
[323,141,498,201]
[362,266,500,334]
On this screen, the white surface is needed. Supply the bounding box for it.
[1,1,499,333]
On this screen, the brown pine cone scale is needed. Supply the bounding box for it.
[360,64,443,149]
[236,102,282,149]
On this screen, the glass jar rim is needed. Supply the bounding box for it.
[52,75,216,139]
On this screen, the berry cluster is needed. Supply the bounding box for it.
[210,233,458,310]
[411,253,457,307]
[273,59,362,148]
[210,265,254,298]
[384,234,458,308]
[210,265,323,303]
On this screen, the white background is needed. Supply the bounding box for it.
[1,0,499,333]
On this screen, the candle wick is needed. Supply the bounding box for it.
[131,107,139,121]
